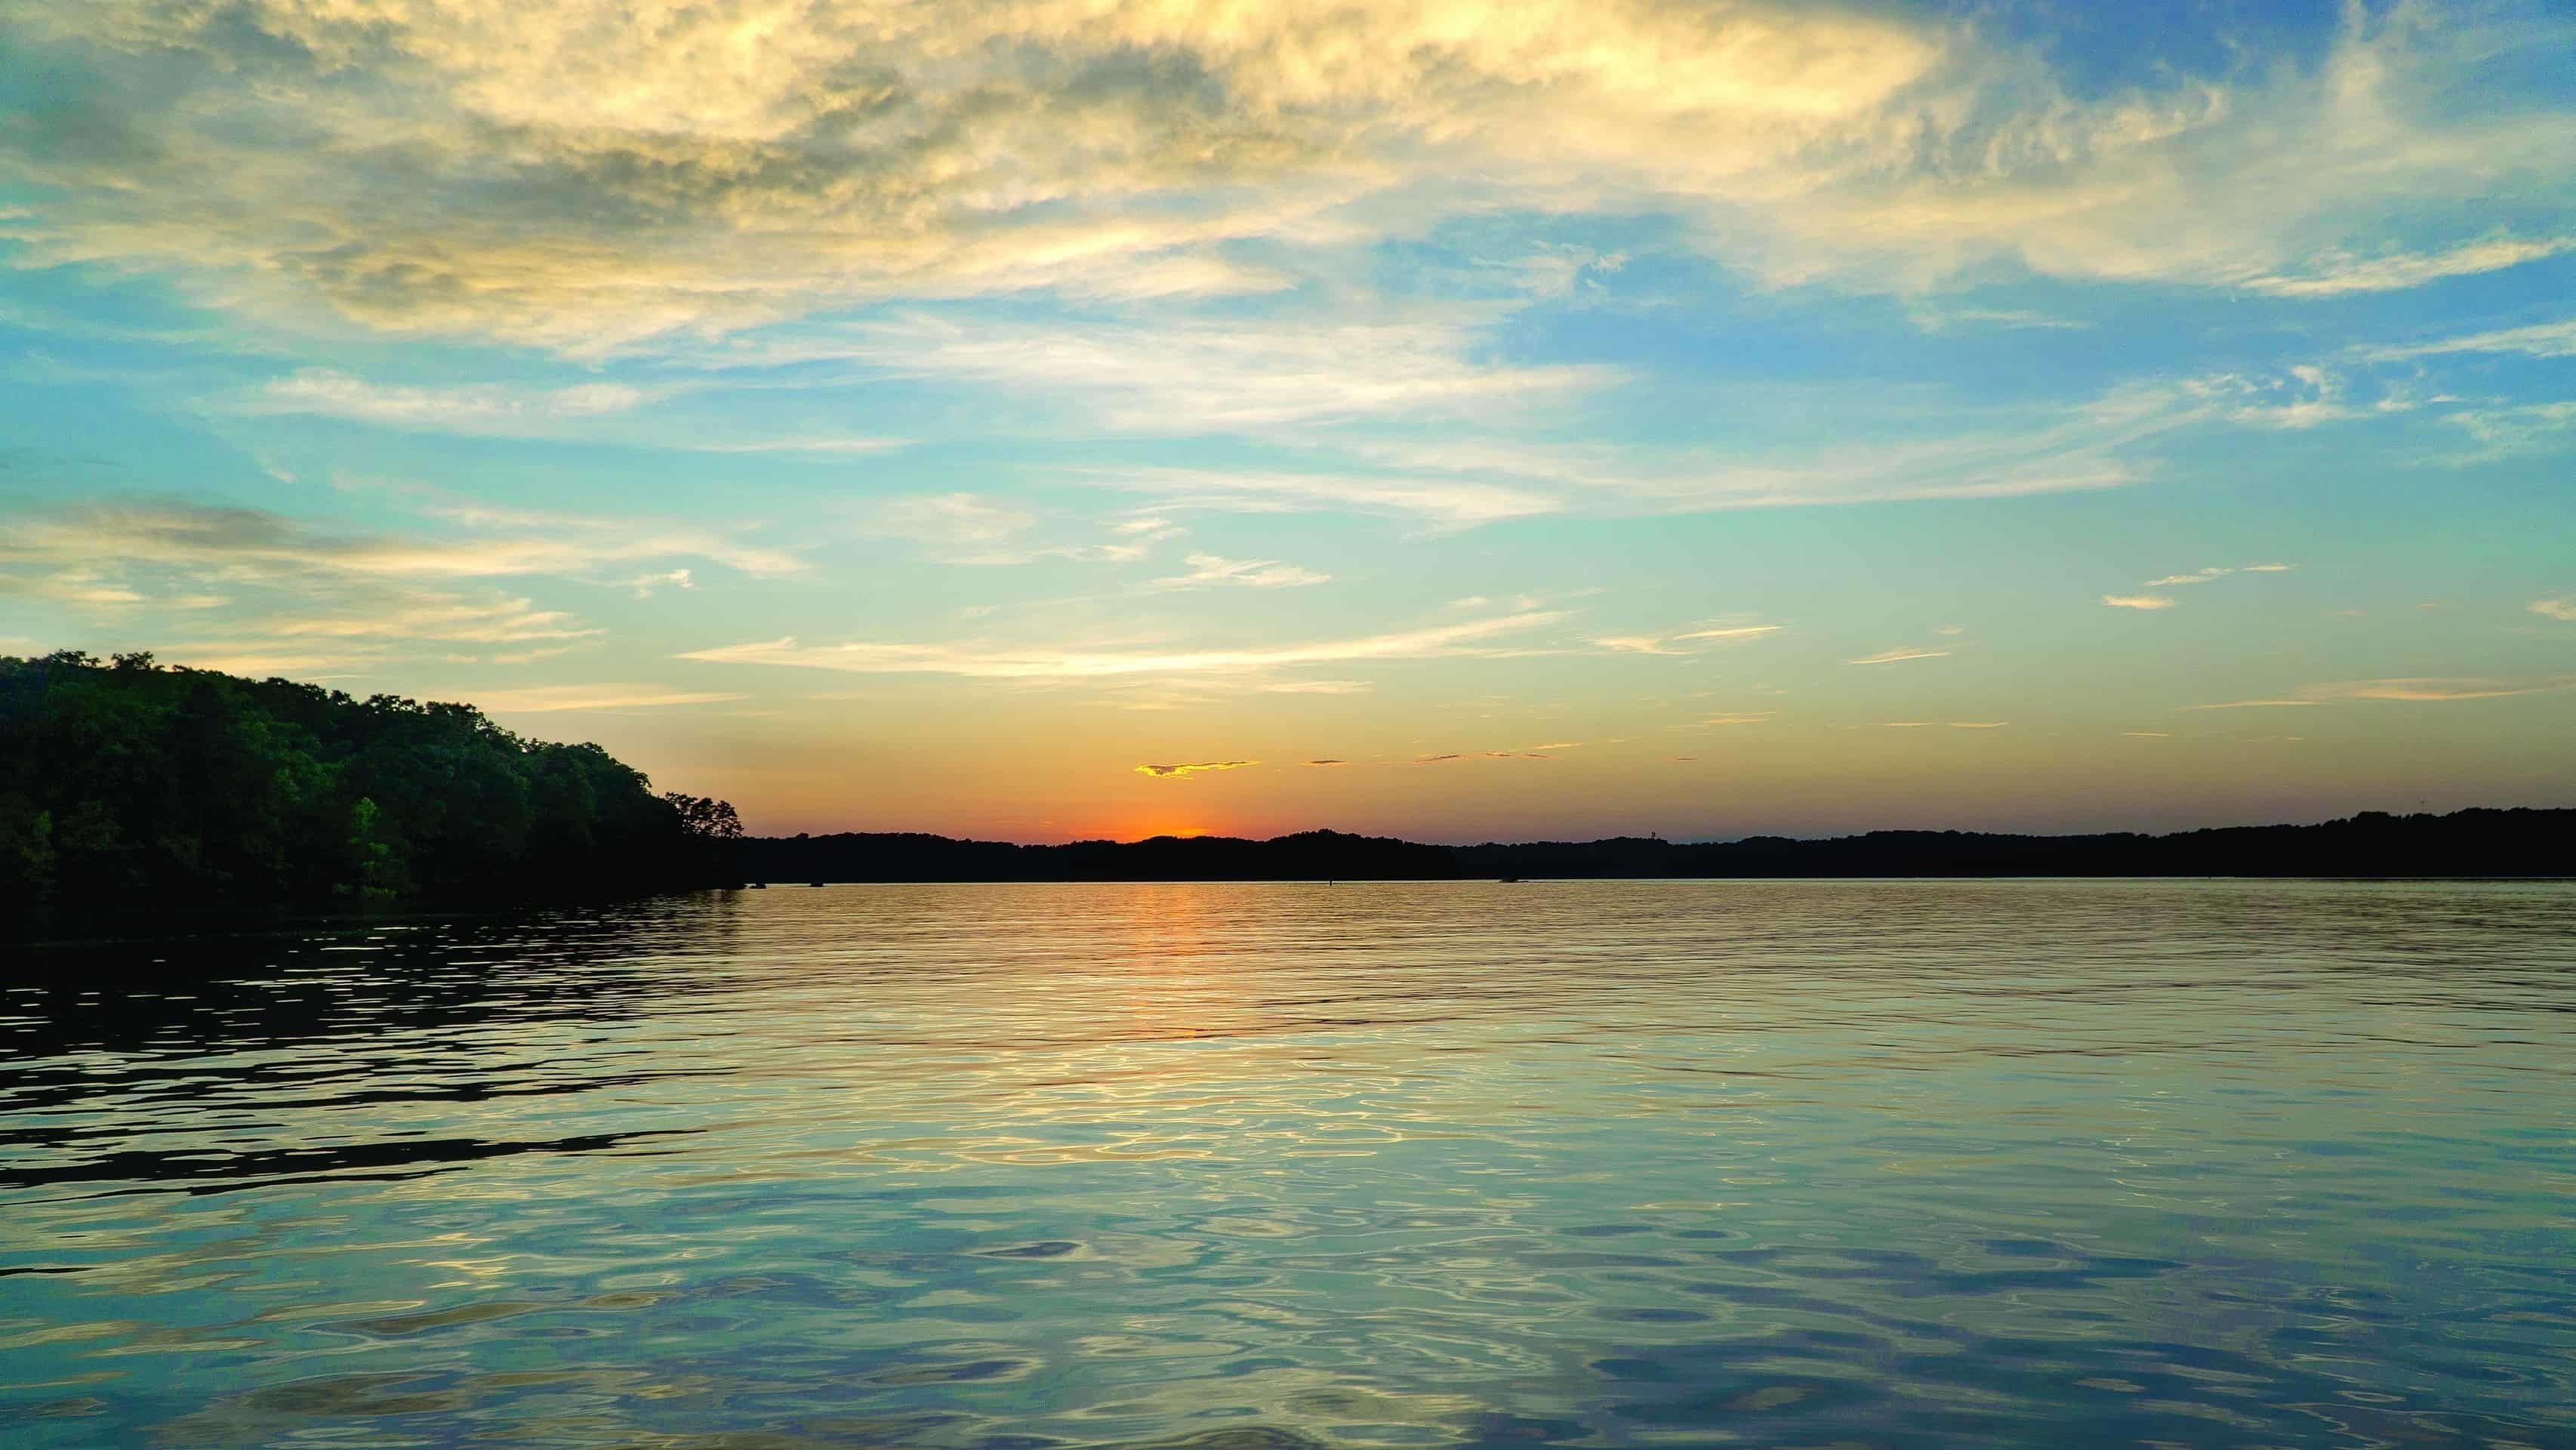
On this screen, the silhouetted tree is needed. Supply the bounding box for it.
[0,652,744,930]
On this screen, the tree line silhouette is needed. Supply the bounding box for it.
[747,810,2571,882]
[2,652,740,930]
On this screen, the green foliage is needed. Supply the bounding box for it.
[0,652,741,927]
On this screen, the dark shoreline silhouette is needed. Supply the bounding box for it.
[747,808,2574,883]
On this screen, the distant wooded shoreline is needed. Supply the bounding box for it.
[745,807,2574,883]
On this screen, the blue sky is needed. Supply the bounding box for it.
[2,0,2571,840]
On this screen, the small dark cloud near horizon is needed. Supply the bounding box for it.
[1306,759,1347,766]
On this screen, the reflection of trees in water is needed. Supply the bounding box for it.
[1,894,745,1195]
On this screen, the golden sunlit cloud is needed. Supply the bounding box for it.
[676,612,1567,680]
[1135,760,1259,779]
[2531,597,2576,621]
[2103,594,2178,610]
[1847,647,1952,665]
[2184,676,2576,710]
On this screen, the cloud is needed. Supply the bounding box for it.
[2146,568,2231,587]
[1847,647,1950,665]
[2184,676,2576,709]
[1135,760,1258,779]
[678,611,1566,680]
[1595,624,1782,655]
[2242,563,2295,572]
[851,493,1036,548]
[1153,554,1332,590]
[461,684,747,713]
[1095,467,1560,528]
[2103,594,2177,610]
[0,499,801,583]
[247,369,652,433]
[254,592,596,645]
[2242,236,2576,297]
[10,0,2567,349]
[1697,712,1776,726]
[630,568,694,599]
[2531,597,2576,622]
[734,315,1613,433]
[2179,699,2322,711]
[2124,731,2174,738]
[2440,400,2576,463]
[2310,676,2576,702]
[1263,680,1372,694]
[682,436,907,456]
[2362,316,2576,362]
[1305,759,1348,767]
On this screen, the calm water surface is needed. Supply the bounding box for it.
[5,881,2574,1448]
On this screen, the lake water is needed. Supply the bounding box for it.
[6,880,2574,1449]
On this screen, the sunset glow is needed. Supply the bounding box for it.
[4,0,2571,841]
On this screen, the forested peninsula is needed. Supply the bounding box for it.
[2,652,740,930]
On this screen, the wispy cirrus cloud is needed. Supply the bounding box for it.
[2103,594,2177,610]
[2185,676,2576,709]
[677,612,1566,680]
[1847,647,1950,665]
[0,499,803,583]
[1095,467,1560,528]
[1152,554,1331,590]
[2242,236,2576,297]
[2361,316,2576,361]
[245,369,655,433]
[1595,624,1783,655]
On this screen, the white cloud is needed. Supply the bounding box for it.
[2531,597,2576,622]
[2146,568,2231,587]
[2441,400,2576,462]
[2242,235,2576,297]
[722,314,1612,432]
[677,611,1566,680]
[2103,594,2177,610]
[1098,467,1560,527]
[1262,679,1372,694]
[2363,316,2576,362]
[1847,647,1950,665]
[1153,554,1331,590]
[248,369,653,432]
[1595,624,1780,655]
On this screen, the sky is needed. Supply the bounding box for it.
[2,0,2572,844]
